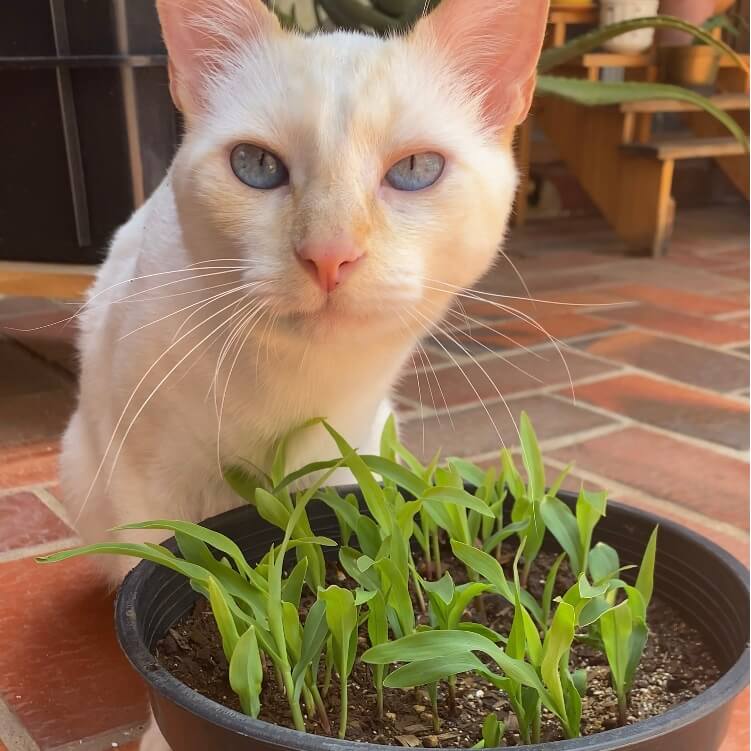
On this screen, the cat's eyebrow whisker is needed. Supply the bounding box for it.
[76,295,259,522]
[404,308,510,450]
[412,308,521,449]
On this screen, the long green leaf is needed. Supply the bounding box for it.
[113,520,255,579]
[384,653,487,688]
[537,76,749,149]
[635,527,659,608]
[229,625,264,717]
[539,16,748,73]
[540,496,581,575]
[541,602,575,722]
[451,540,513,601]
[207,576,240,661]
[519,412,545,502]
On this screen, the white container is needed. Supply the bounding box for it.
[600,0,660,54]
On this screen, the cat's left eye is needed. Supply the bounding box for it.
[230,144,289,190]
[385,152,445,192]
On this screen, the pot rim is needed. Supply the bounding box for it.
[115,492,750,751]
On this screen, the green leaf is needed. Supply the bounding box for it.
[229,625,264,717]
[316,488,362,531]
[423,486,495,518]
[282,601,303,662]
[542,552,566,630]
[421,572,455,606]
[339,547,380,591]
[207,576,240,662]
[112,520,255,580]
[451,540,513,601]
[539,15,748,74]
[519,412,545,502]
[600,600,631,699]
[355,516,382,559]
[635,527,658,608]
[254,488,292,530]
[578,595,616,628]
[540,496,581,575]
[292,599,329,700]
[224,466,264,504]
[501,449,525,501]
[576,489,607,576]
[282,558,308,606]
[482,520,530,554]
[481,713,503,749]
[589,542,620,584]
[456,622,506,643]
[549,465,573,497]
[536,76,749,149]
[361,455,429,498]
[322,422,391,532]
[320,585,359,676]
[384,653,487,688]
[363,629,545,695]
[446,457,487,487]
[541,601,576,722]
[447,582,492,628]
[375,558,414,637]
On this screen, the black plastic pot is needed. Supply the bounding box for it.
[115,490,749,751]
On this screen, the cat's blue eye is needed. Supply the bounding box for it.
[230,144,289,190]
[385,152,445,191]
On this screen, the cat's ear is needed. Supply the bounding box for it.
[412,0,549,130]
[157,0,280,114]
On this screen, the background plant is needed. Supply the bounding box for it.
[270,1,749,149]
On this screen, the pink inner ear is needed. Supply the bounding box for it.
[157,0,278,112]
[415,0,549,128]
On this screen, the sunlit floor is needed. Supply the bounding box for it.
[0,206,747,750]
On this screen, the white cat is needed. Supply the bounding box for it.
[58,0,548,747]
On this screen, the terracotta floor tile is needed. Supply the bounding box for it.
[0,491,74,552]
[606,260,744,294]
[566,374,749,450]
[396,349,617,408]
[594,304,748,346]
[573,330,749,393]
[719,689,749,751]
[0,297,66,321]
[432,314,620,354]
[550,427,749,529]
[0,441,61,490]
[0,390,75,446]
[1,311,79,374]
[0,339,70,398]
[0,555,148,749]
[400,394,615,461]
[599,285,745,316]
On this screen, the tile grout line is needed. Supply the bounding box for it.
[0,695,40,751]
[544,391,750,462]
[49,721,145,751]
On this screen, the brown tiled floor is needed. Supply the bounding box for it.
[0,207,748,749]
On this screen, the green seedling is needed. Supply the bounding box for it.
[600,526,658,724]
[540,487,608,579]
[472,712,505,749]
[39,413,659,746]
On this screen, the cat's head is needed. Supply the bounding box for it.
[159,0,548,339]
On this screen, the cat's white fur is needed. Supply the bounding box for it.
[58,0,548,747]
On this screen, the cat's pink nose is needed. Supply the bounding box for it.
[296,242,363,293]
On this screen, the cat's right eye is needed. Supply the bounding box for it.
[230,144,289,190]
